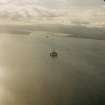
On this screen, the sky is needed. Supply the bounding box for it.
[1,0,104,8]
[0,0,105,27]
[38,0,104,8]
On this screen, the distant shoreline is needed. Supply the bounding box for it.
[0,24,105,41]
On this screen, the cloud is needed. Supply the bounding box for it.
[0,0,105,27]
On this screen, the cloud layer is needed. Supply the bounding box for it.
[0,0,105,27]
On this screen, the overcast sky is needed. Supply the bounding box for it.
[0,0,105,26]
[30,0,104,8]
[66,0,104,7]
[0,0,104,8]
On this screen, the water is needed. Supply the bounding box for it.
[0,31,105,105]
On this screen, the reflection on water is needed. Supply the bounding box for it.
[0,32,105,105]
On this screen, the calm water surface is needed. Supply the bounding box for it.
[0,32,105,105]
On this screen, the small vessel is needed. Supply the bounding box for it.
[49,48,58,57]
[50,51,58,57]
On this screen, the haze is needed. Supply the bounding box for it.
[0,0,104,27]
